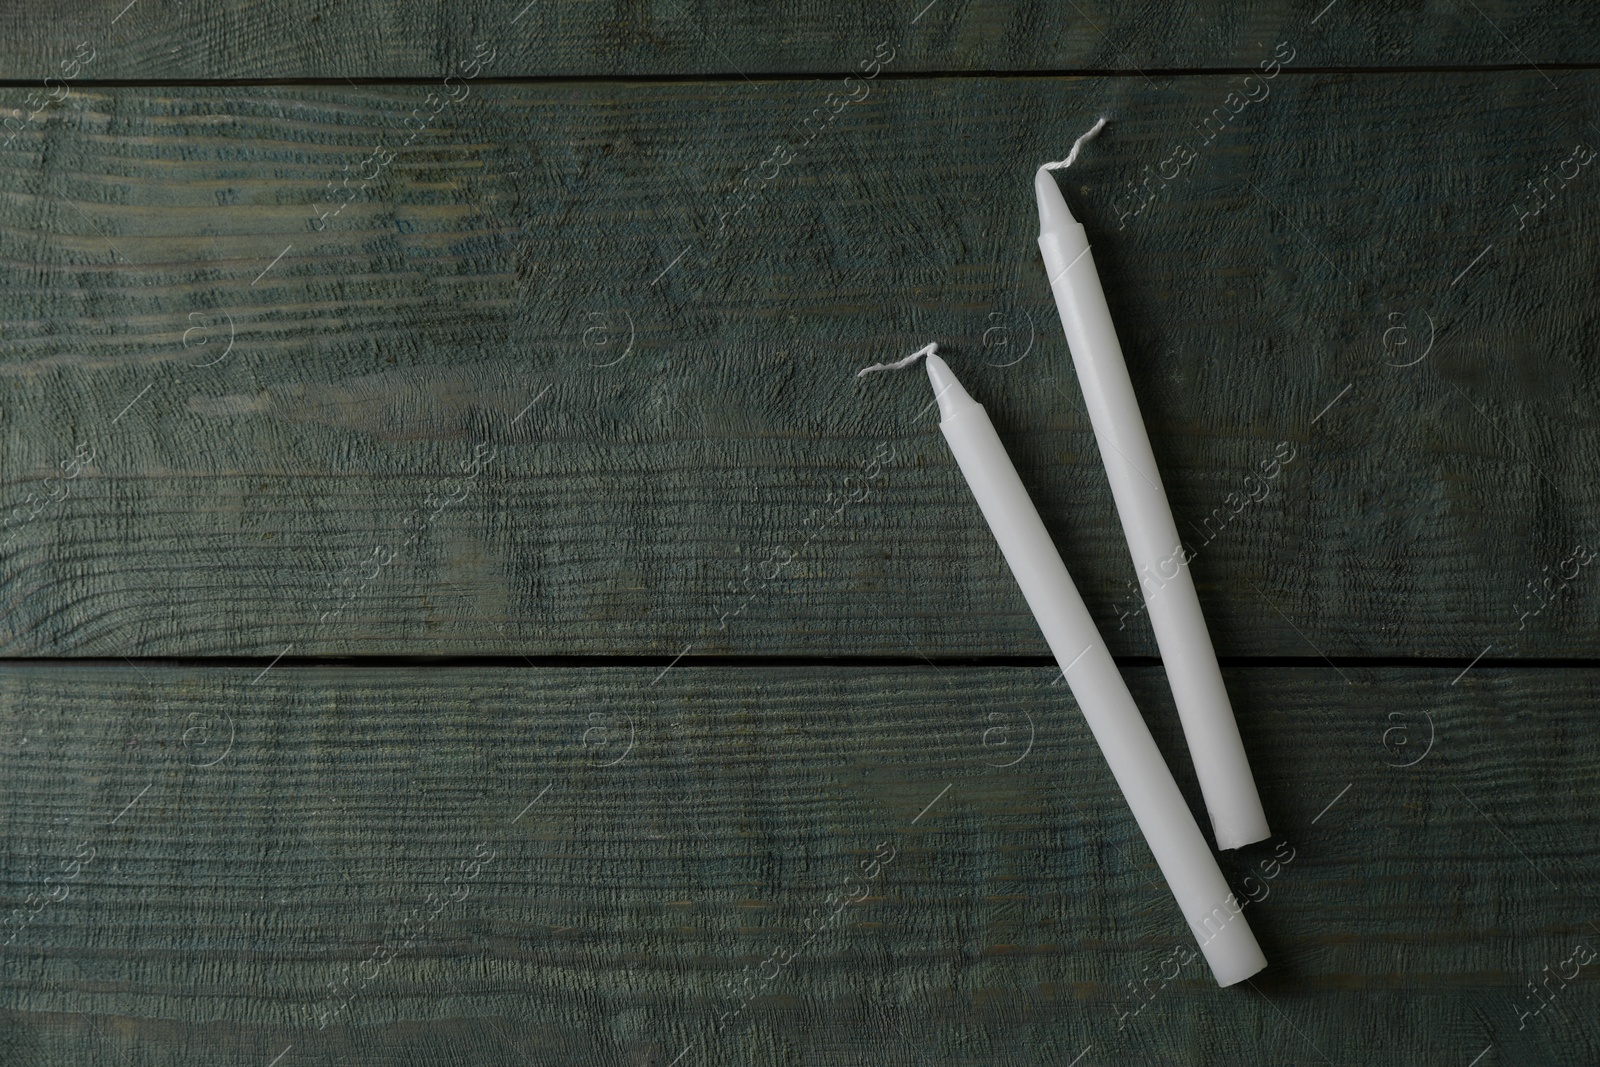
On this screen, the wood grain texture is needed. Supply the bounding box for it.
[3,0,1600,80]
[2,72,1600,658]
[1,664,1597,1065]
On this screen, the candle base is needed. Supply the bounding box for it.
[1211,812,1273,852]
[1192,896,1270,986]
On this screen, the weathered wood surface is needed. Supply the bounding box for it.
[2,5,1596,1066]
[1,665,1596,1065]
[3,0,1600,80]
[3,72,1599,658]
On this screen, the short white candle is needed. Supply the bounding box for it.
[1035,129,1270,850]
[916,348,1267,986]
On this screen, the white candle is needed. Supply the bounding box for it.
[1035,129,1270,850]
[914,347,1266,986]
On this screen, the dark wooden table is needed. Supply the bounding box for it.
[3,2,1598,1064]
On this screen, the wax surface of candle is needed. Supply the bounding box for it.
[925,350,1266,986]
[1035,161,1271,850]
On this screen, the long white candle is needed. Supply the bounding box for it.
[918,348,1266,986]
[1034,138,1270,850]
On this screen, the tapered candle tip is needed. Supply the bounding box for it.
[1035,116,1106,232]
[1034,166,1077,232]
[923,351,968,421]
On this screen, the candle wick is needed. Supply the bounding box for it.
[1041,116,1109,171]
[856,341,939,378]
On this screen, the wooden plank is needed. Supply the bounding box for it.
[2,1,1600,80]
[1,73,1599,658]
[1,664,1597,1064]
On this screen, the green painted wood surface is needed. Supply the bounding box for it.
[2,72,1599,658]
[4,7,1600,1064]
[1,665,1597,1065]
[2,0,1599,79]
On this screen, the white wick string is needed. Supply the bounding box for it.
[1040,116,1108,171]
[856,341,939,378]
